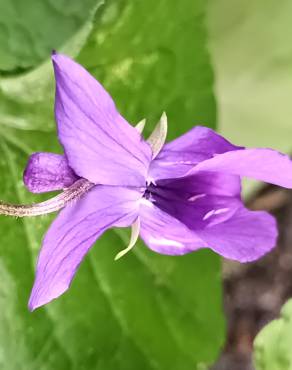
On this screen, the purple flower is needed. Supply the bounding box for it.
[21,53,292,310]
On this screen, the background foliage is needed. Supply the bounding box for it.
[0,0,98,71]
[0,1,225,369]
[208,0,292,153]
[207,1,292,368]
[207,0,292,196]
[254,299,292,370]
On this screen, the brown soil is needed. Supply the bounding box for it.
[212,185,292,370]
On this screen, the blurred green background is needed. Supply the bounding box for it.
[0,0,291,369]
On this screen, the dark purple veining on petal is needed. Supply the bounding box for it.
[143,173,241,232]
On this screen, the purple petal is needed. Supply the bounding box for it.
[191,148,292,188]
[157,171,241,198]
[196,207,277,262]
[139,199,208,255]
[150,188,241,230]
[149,126,241,181]
[23,152,78,193]
[140,197,277,261]
[140,171,242,255]
[52,53,152,187]
[29,185,142,310]
[147,171,242,230]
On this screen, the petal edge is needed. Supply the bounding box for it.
[29,185,142,310]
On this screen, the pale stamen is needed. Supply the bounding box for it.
[135,118,146,134]
[147,112,167,159]
[115,217,140,260]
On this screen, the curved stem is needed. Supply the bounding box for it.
[0,179,94,217]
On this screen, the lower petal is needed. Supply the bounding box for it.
[29,185,142,310]
[139,199,207,255]
[196,207,277,262]
[147,183,241,230]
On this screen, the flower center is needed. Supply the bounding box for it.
[143,188,151,200]
[143,181,159,203]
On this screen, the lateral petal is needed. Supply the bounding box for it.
[52,53,152,187]
[23,152,78,193]
[190,148,292,188]
[196,206,277,262]
[29,185,142,310]
[148,126,240,181]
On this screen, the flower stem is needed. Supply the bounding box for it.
[0,179,94,217]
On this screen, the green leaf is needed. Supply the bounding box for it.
[0,0,101,72]
[0,1,102,132]
[207,0,292,195]
[0,1,225,369]
[254,299,292,370]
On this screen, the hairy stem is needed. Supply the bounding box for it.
[0,179,94,217]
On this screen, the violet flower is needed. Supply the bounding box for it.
[2,53,292,311]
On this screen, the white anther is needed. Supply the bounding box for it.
[135,118,146,134]
[147,112,168,159]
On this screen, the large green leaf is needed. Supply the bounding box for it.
[79,0,216,139]
[0,1,101,132]
[254,299,292,370]
[0,1,225,369]
[0,0,100,72]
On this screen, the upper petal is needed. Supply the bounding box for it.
[196,206,277,262]
[148,126,241,181]
[23,152,78,193]
[191,148,292,188]
[52,53,152,187]
[29,185,142,310]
